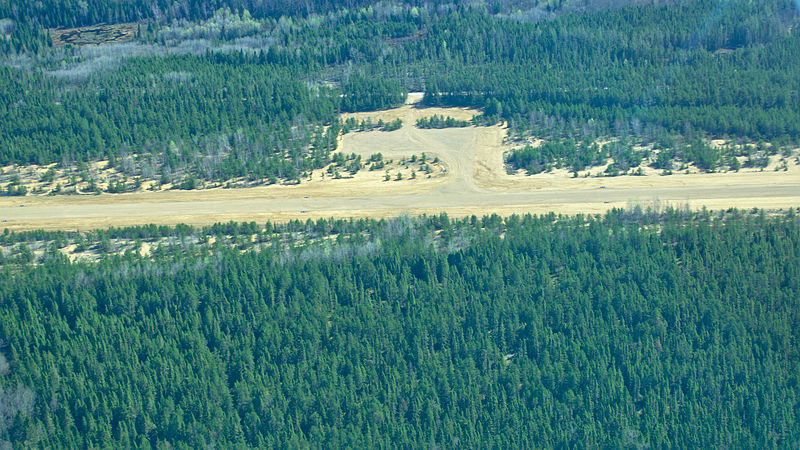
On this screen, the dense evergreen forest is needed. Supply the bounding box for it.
[0,208,798,447]
[1,0,799,186]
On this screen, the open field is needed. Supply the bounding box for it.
[1,97,799,231]
[49,23,137,46]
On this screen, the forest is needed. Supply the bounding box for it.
[0,1,672,29]
[0,208,798,447]
[0,0,799,187]
[1,2,799,445]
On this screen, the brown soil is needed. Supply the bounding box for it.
[50,23,137,47]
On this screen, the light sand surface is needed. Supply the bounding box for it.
[2,103,799,231]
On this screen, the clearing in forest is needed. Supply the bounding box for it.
[1,94,799,230]
[49,23,137,47]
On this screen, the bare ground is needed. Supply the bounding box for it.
[49,23,137,47]
[2,99,799,231]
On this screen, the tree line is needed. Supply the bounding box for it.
[506,137,792,175]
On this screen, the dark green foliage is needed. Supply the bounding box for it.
[368,153,386,170]
[341,117,378,133]
[0,21,50,55]
[5,183,27,196]
[342,118,401,133]
[415,114,470,129]
[341,74,407,112]
[507,137,775,175]
[381,118,403,131]
[105,179,128,193]
[506,139,606,174]
[419,0,800,140]
[0,209,798,447]
[687,139,721,171]
[177,174,198,190]
[0,55,341,183]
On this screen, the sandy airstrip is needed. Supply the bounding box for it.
[1,93,799,231]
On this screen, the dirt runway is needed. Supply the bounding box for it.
[2,101,799,231]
